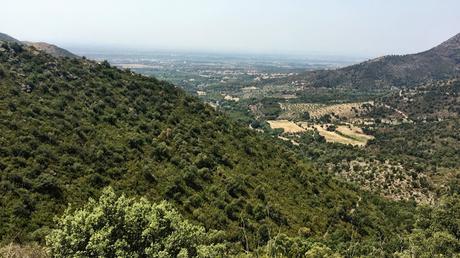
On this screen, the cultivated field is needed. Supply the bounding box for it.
[279,102,373,119]
[267,120,305,133]
[300,123,374,146]
[267,118,374,146]
[335,125,374,143]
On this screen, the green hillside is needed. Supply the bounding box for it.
[1,41,458,256]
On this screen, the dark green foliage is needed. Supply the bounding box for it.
[259,98,282,119]
[371,79,460,121]
[368,119,460,168]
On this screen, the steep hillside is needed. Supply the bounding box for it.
[23,42,78,58]
[0,42,416,255]
[294,33,460,90]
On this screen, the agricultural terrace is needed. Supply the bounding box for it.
[279,102,373,119]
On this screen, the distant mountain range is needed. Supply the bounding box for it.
[0,32,78,58]
[292,33,460,90]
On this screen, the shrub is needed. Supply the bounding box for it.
[304,243,342,258]
[46,187,226,257]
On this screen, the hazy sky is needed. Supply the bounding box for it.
[1,0,459,57]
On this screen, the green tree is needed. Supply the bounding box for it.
[46,187,226,257]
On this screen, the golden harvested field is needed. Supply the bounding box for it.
[300,123,373,146]
[267,120,305,133]
[279,102,372,119]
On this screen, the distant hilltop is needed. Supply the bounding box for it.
[0,32,78,58]
[0,32,22,44]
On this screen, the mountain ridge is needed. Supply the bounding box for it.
[0,32,78,58]
[0,32,21,44]
[292,32,460,90]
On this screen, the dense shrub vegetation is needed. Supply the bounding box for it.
[0,42,459,257]
[367,119,460,169]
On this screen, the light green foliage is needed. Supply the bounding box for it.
[46,187,226,257]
